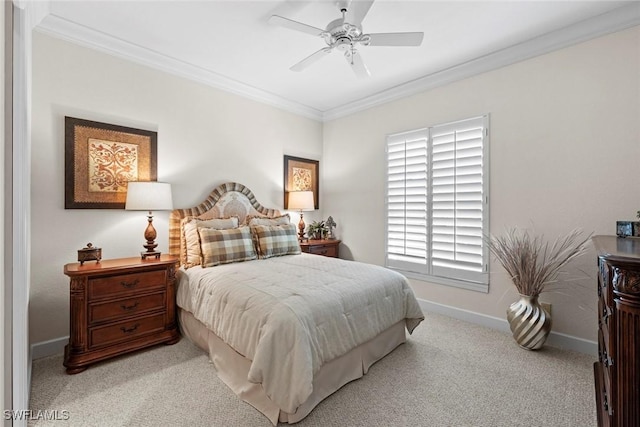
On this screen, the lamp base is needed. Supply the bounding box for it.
[141,251,161,260]
[298,212,306,242]
[140,212,161,260]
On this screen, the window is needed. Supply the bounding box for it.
[386,115,489,292]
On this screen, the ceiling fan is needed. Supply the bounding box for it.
[268,0,424,78]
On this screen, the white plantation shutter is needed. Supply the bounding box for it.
[386,129,429,274]
[431,117,487,283]
[386,115,489,290]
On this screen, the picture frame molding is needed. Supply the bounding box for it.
[283,155,319,209]
[65,116,157,209]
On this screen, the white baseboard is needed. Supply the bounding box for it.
[31,336,68,360]
[417,298,597,356]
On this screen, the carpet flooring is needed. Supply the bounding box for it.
[28,313,596,426]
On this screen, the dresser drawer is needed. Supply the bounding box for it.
[88,270,167,300]
[89,292,166,324]
[598,259,612,306]
[598,296,612,340]
[598,329,614,412]
[89,313,166,349]
[306,244,338,257]
[594,362,612,427]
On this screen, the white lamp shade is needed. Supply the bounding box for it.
[288,191,314,211]
[125,181,173,211]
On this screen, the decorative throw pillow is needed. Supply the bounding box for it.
[251,223,301,259]
[245,213,290,227]
[181,216,239,268]
[198,226,257,268]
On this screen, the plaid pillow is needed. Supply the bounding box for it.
[251,224,301,259]
[245,213,290,226]
[181,216,239,268]
[198,226,256,267]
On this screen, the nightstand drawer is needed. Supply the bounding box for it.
[89,313,166,349]
[89,292,166,324]
[307,244,338,257]
[88,270,167,300]
[300,239,341,258]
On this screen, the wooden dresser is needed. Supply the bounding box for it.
[63,255,180,374]
[592,236,640,426]
[300,239,341,258]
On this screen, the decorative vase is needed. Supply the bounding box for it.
[506,294,552,350]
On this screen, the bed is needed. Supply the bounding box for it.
[169,182,424,424]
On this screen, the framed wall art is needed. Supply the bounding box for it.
[283,155,319,209]
[65,116,157,209]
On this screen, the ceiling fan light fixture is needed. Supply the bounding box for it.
[270,0,423,77]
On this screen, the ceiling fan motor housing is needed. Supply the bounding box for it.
[324,18,366,50]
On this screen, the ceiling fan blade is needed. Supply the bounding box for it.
[345,50,370,79]
[268,0,311,19]
[367,32,424,47]
[268,15,324,37]
[347,0,375,26]
[291,48,333,72]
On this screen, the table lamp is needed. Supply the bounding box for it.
[287,191,315,242]
[125,181,173,259]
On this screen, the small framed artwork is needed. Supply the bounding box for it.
[616,221,640,238]
[283,155,319,209]
[65,117,157,209]
[617,221,633,238]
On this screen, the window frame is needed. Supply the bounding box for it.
[385,115,490,293]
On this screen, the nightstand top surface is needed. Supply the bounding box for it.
[64,254,179,275]
[300,239,341,246]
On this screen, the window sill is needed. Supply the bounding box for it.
[390,268,489,293]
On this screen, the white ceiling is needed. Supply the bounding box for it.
[37,1,640,121]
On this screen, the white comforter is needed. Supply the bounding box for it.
[176,253,424,413]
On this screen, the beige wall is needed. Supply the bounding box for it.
[30,33,323,344]
[323,26,640,341]
[31,26,640,346]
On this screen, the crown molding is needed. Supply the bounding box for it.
[323,3,640,121]
[34,3,639,123]
[35,14,324,122]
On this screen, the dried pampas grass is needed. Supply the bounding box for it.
[486,228,591,297]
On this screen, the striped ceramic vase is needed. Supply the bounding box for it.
[506,294,552,350]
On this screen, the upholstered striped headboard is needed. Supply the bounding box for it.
[168,182,280,261]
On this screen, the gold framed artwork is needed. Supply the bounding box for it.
[284,155,319,209]
[65,117,157,209]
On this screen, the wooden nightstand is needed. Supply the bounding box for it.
[63,255,180,374]
[300,239,341,258]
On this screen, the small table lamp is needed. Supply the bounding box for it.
[125,181,173,259]
[287,191,315,242]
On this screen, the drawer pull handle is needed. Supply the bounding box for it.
[120,302,139,311]
[601,349,613,368]
[120,324,140,334]
[120,279,139,289]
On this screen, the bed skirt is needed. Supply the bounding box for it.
[178,309,407,425]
